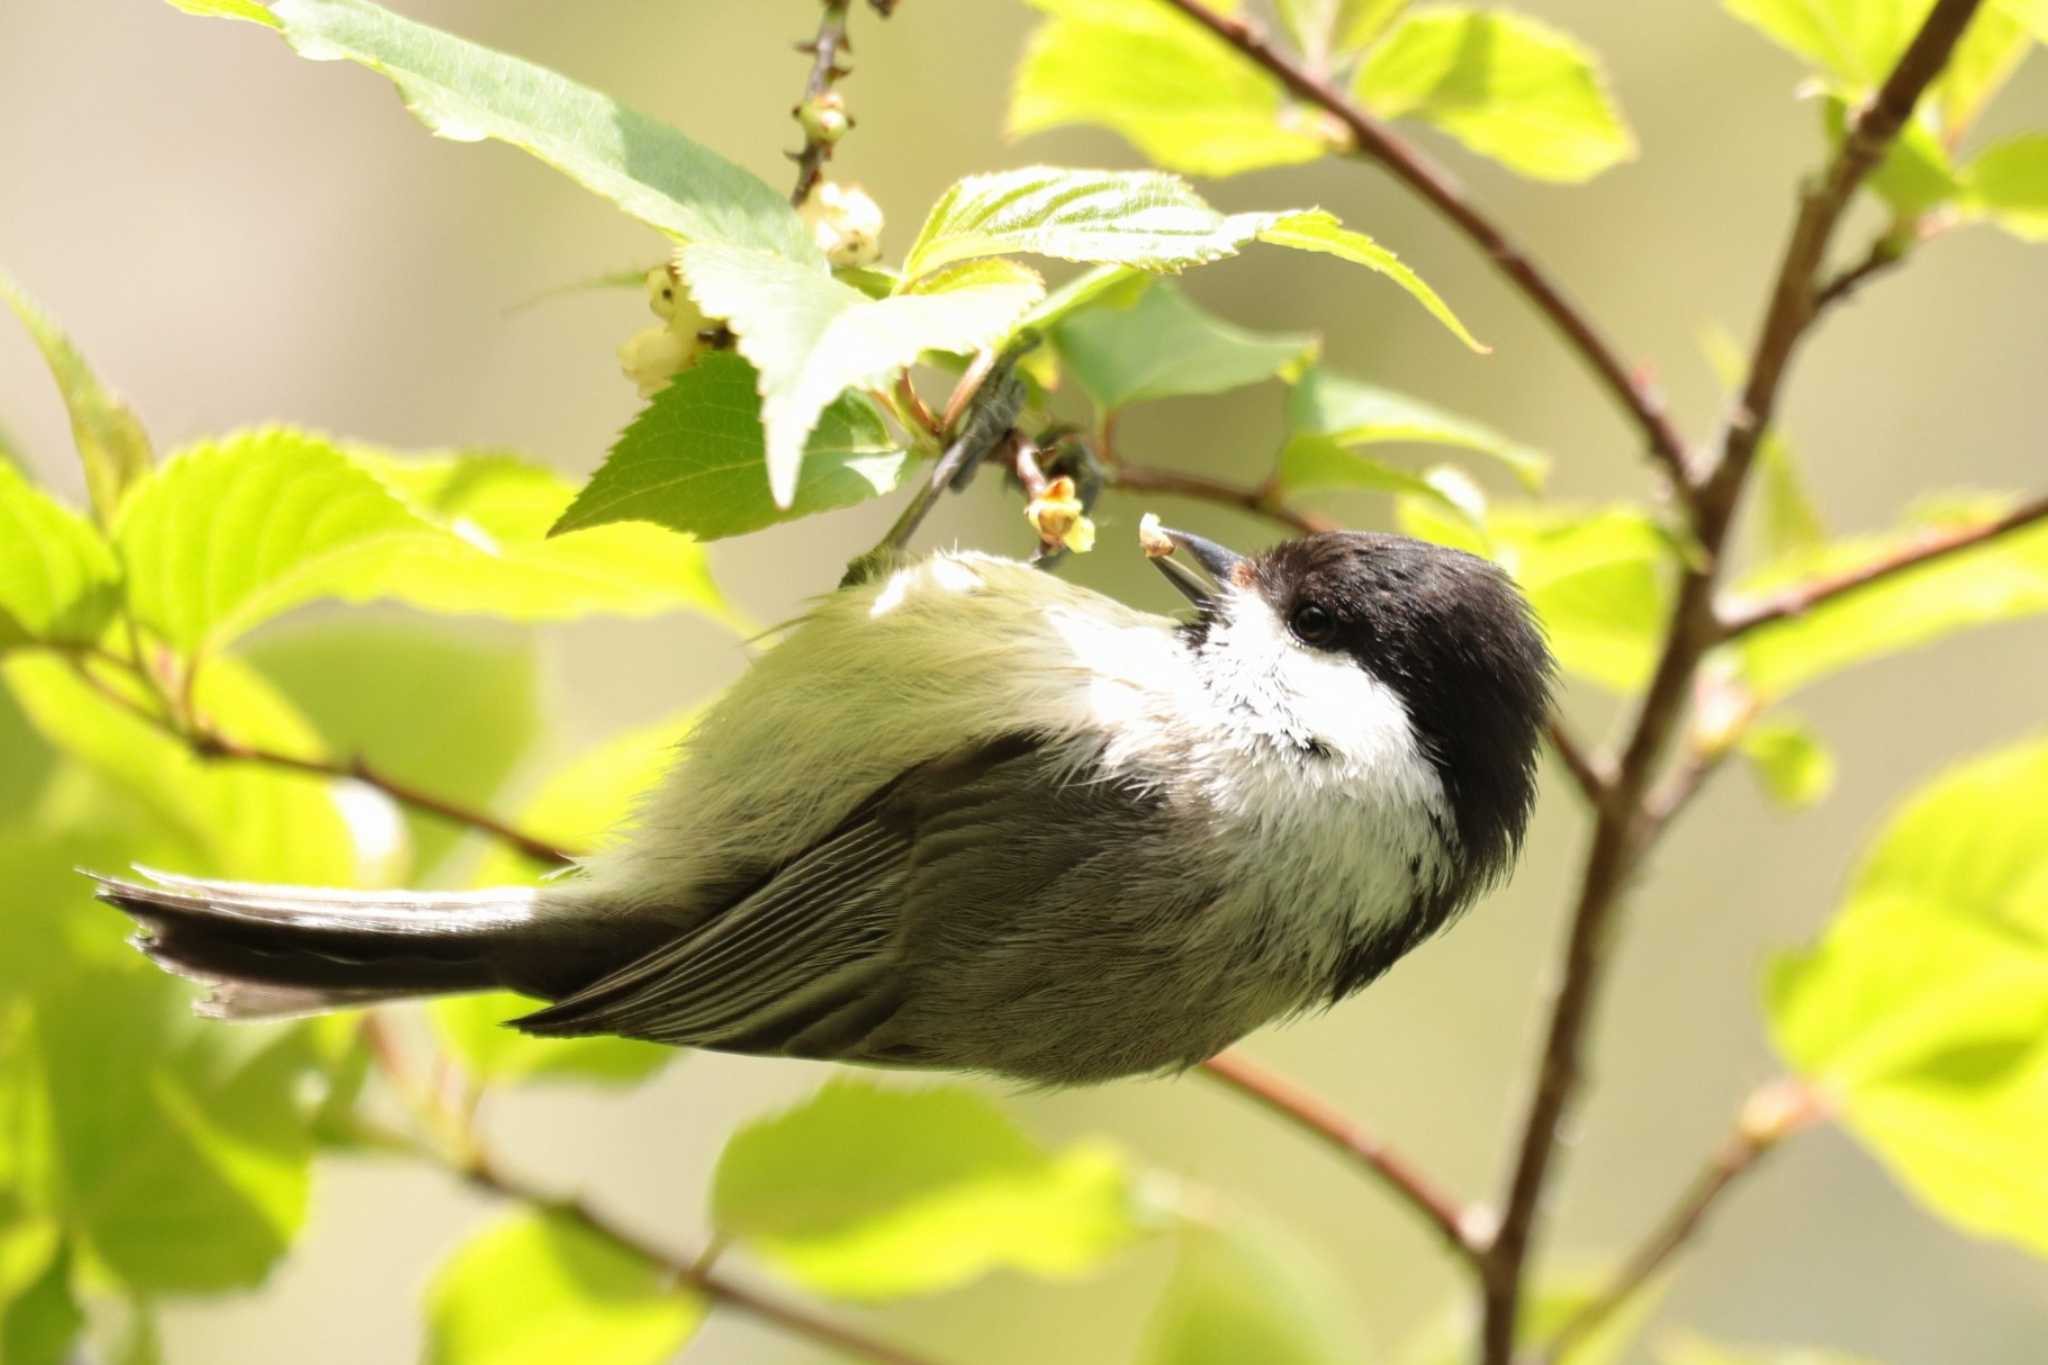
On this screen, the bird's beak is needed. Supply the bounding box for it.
[1148,525,1249,609]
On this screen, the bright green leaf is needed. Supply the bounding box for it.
[1962,133,2048,242]
[1136,1221,1359,1365]
[1723,0,1934,88]
[1933,9,2030,141]
[178,0,816,262]
[1277,437,1483,525]
[242,619,540,879]
[1769,739,2048,1258]
[1729,495,2048,700]
[424,1207,703,1365]
[1016,265,1153,337]
[1742,718,1838,807]
[679,244,1039,504]
[0,461,118,653]
[1051,280,1316,410]
[0,1224,82,1365]
[1820,96,1962,221]
[3,652,358,885]
[552,353,914,541]
[711,1081,1143,1300]
[166,0,280,25]
[0,272,153,526]
[1250,210,1485,351]
[433,712,698,1085]
[1999,0,2048,42]
[1285,365,1545,487]
[1340,0,1414,50]
[1400,499,1676,692]
[1659,1332,1886,1365]
[1702,324,1827,562]
[1398,1269,1666,1365]
[1011,0,1335,178]
[1357,8,1636,182]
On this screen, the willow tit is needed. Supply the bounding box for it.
[94,526,1554,1085]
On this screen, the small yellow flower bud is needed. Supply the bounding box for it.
[800,181,885,268]
[797,90,851,144]
[618,324,693,399]
[644,265,680,320]
[1025,476,1096,554]
[1138,512,1176,560]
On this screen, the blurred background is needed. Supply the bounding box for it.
[3,1,2045,1360]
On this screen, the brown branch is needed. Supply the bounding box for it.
[1544,717,1611,811]
[790,1,855,206]
[1719,492,2048,639]
[1539,1081,1825,1362]
[1154,0,1693,499]
[1200,1053,1482,1265]
[1107,464,1335,535]
[1481,6,1985,1360]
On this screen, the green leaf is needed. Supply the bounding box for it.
[1962,133,2048,242]
[1768,739,2048,1258]
[1658,1333,1886,1365]
[0,271,154,526]
[1821,96,1961,221]
[349,446,734,627]
[1249,210,1486,352]
[902,169,1482,350]
[424,1207,703,1365]
[180,0,815,262]
[0,461,119,653]
[1729,495,2048,700]
[242,619,541,879]
[1702,325,1826,562]
[0,1225,82,1365]
[1741,718,1838,807]
[678,244,1039,505]
[553,353,914,540]
[433,712,698,1085]
[29,974,317,1291]
[1723,0,1934,88]
[1284,365,1546,488]
[1356,8,1636,182]
[710,1081,1144,1300]
[1399,499,1676,692]
[1397,1270,1666,1365]
[1050,280,1317,411]
[1136,1221,1359,1365]
[1010,0,1335,178]
[1999,0,2048,42]
[1932,9,2031,141]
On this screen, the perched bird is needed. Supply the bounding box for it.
[93,525,1554,1085]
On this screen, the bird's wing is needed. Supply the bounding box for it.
[510,733,1163,1059]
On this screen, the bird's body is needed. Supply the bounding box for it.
[98,532,1553,1085]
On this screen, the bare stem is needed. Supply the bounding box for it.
[1719,492,2048,638]
[1540,1081,1825,1362]
[1200,1053,1483,1265]
[1106,463,1335,535]
[1481,5,1985,1359]
[790,1,855,206]
[1153,0,1692,497]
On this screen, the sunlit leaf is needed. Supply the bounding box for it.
[175,0,815,261]
[677,245,1038,505]
[1729,495,2048,700]
[1932,9,2030,141]
[1136,1221,1359,1365]
[711,1081,1144,1300]
[424,1207,703,1365]
[1357,8,1635,182]
[1659,1332,1886,1365]
[1962,133,2048,242]
[433,712,697,1085]
[1701,325,1827,563]
[1820,95,1961,221]
[1051,280,1316,410]
[0,462,119,653]
[1742,718,1838,807]
[1723,0,1934,88]
[1399,499,1676,692]
[0,271,153,526]
[1011,0,1334,178]
[1999,0,2048,42]
[1285,365,1545,488]
[0,1223,81,1365]
[1397,1269,1666,1365]
[1769,739,2048,1258]
[1250,210,1485,352]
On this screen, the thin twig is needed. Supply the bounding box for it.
[1107,464,1335,535]
[790,1,855,206]
[1482,6,1985,1360]
[1540,1081,1825,1362]
[1543,717,1610,811]
[1718,492,2048,638]
[1154,0,1693,499]
[1199,1053,1483,1264]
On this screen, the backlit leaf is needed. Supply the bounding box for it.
[1250,210,1485,352]
[1658,1333,1886,1365]
[176,0,815,261]
[1932,9,2030,141]
[1051,280,1317,410]
[711,1081,1144,1300]
[1357,8,1635,182]
[1284,365,1545,488]
[0,462,118,653]
[424,1207,703,1365]
[1742,718,1838,807]
[1136,1221,1358,1365]
[1723,0,1934,88]
[1962,133,2048,242]
[1011,0,1334,178]
[1768,739,2048,1258]
[1397,1269,1665,1365]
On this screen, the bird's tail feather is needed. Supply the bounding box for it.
[90,866,539,1021]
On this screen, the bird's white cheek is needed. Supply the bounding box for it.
[1271,643,1425,776]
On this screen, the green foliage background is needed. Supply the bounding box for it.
[2,1,2046,1362]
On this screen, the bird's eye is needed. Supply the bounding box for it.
[1290,602,1337,645]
